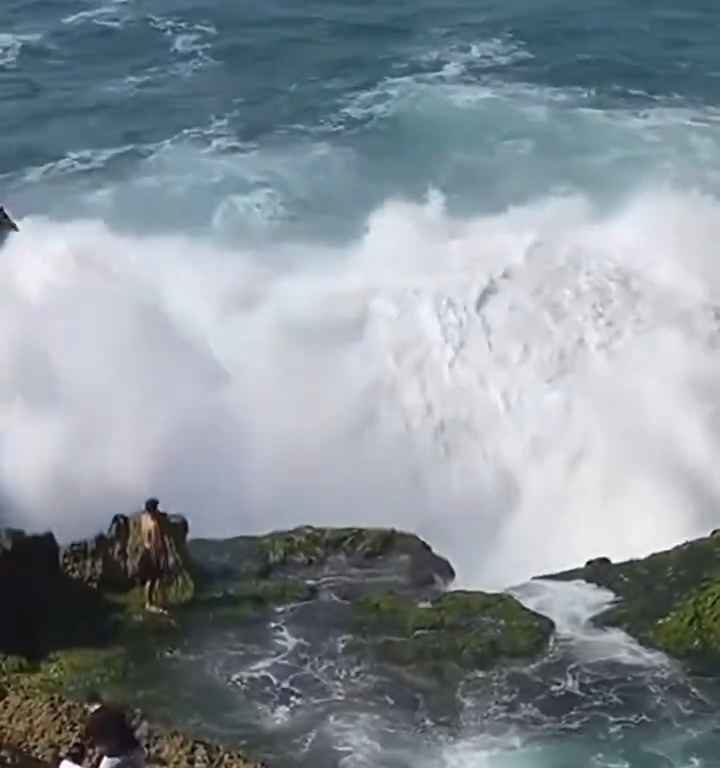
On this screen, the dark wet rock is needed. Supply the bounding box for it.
[62,512,194,606]
[0,530,61,658]
[0,207,19,248]
[258,526,455,586]
[542,533,720,663]
[191,525,455,594]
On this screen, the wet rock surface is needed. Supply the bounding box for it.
[1,522,554,767]
[543,531,720,664]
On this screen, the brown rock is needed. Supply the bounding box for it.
[0,686,262,768]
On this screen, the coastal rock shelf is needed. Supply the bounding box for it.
[0,521,555,765]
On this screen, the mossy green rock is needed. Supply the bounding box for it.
[192,525,456,591]
[256,525,455,586]
[190,580,316,622]
[261,526,396,566]
[354,590,553,679]
[544,531,720,663]
[652,581,720,657]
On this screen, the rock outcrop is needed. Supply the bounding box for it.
[62,513,195,606]
[191,525,455,594]
[0,531,61,658]
[543,531,720,664]
[258,525,456,587]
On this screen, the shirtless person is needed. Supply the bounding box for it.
[139,498,167,613]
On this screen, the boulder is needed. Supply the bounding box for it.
[0,530,60,657]
[62,513,194,606]
[257,525,456,587]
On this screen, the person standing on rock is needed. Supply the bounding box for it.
[84,693,145,768]
[139,497,168,614]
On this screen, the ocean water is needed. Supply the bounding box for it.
[4,0,720,764]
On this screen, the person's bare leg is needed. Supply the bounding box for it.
[145,579,157,612]
[145,578,168,615]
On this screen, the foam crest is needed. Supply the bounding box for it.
[2,187,720,588]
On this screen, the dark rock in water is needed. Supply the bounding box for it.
[62,512,194,605]
[541,534,720,664]
[353,589,554,681]
[260,525,457,587]
[191,525,455,594]
[0,207,19,248]
[0,530,60,657]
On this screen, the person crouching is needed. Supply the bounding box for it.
[84,692,145,768]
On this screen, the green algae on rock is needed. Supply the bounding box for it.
[652,580,720,657]
[192,525,456,589]
[260,526,397,567]
[544,531,720,663]
[188,580,317,623]
[353,590,554,679]
[1,648,129,697]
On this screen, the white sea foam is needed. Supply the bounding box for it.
[61,0,132,29]
[0,32,41,68]
[513,580,669,668]
[2,185,720,589]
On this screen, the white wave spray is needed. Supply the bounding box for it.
[2,186,720,587]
